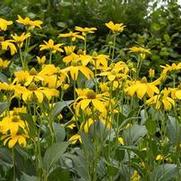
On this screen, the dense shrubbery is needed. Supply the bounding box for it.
[0,1,181,181]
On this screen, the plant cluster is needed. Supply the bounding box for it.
[0,16,181,181]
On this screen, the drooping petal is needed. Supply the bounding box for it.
[92,99,106,113]
[80,99,91,110]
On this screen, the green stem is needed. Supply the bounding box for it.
[12,148,16,181]
[49,51,52,64]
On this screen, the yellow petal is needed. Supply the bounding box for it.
[137,84,147,99]
[34,90,44,103]
[175,90,181,99]
[8,137,18,148]
[80,99,91,110]
[92,99,106,113]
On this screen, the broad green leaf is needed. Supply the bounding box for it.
[48,167,70,181]
[50,100,73,119]
[151,164,177,181]
[167,116,181,145]
[0,148,12,168]
[20,172,38,181]
[145,119,157,135]
[43,142,69,174]
[53,123,66,142]
[123,124,147,145]
[0,102,9,115]
[0,72,9,83]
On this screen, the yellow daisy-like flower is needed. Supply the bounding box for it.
[0,115,27,135]
[36,56,46,65]
[13,83,59,103]
[75,26,97,36]
[16,15,43,29]
[161,62,181,76]
[80,118,94,133]
[91,54,109,70]
[125,77,159,99]
[11,32,31,48]
[2,134,28,148]
[64,46,76,55]
[146,88,175,111]
[0,107,29,149]
[129,46,151,54]
[118,137,124,145]
[74,88,108,113]
[69,134,82,144]
[0,18,13,31]
[0,58,10,69]
[105,21,125,33]
[99,61,129,81]
[131,170,141,181]
[40,39,63,54]
[148,68,155,78]
[1,40,17,55]
[61,65,93,80]
[59,31,85,42]
[156,154,164,161]
[129,46,151,59]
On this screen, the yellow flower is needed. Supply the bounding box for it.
[59,31,85,41]
[75,26,97,36]
[91,54,109,69]
[16,15,43,29]
[129,46,151,54]
[14,68,43,86]
[0,107,29,148]
[2,134,28,148]
[156,154,164,161]
[0,58,10,69]
[131,170,141,181]
[69,134,82,144]
[64,46,76,55]
[74,88,108,113]
[125,78,159,99]
[67,123,76,129]
[11,32,31,48]
[0,115,27,135]
[0,82,14,91]
[1,40,17,55]
[13,83,59,103]
[175,89,181,99]
[99,61,129,81]
[80,118,94,133]
[146,88,175,111]
[105,21,125,33]
[40,39,63,53]
[149,68,155,78]
[161,63,181,77]
[61,65,93,80]
[118,137,124,145]
[0,18,13,31]
[36,56,46,65]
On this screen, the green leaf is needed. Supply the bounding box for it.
[20,172,38,181]
[0,148,12,168]
[151,164,177,181]
[145,119,157,135]
[48,167,70,181]
[0,102,9,115]
[43,142,69,174]
[0,72,9,83]
[151,23,161,31]
[167,116,181,145]
[50,100,73,119]
[123,124,147,145]
[53,123,66,142]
